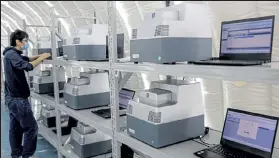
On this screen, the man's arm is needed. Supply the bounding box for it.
[30,53,51,68]
[22,53,50,62]
[29,55,40,62]
[10,53,51,71]
[10,54,34,72]
[30,57,46,68]
[21,55,40,62]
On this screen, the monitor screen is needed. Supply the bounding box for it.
[220,18,274,55]
[222,110,278,152]
[119,89,135,109]
[57,41,63,56]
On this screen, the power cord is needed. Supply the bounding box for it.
[200,126,209,138]
[193,127,216,147]
[187,127,210,141]
[199,127,214,147]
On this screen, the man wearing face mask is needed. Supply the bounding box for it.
[3,29,51,158]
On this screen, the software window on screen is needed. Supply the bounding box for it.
[221,19,273,54]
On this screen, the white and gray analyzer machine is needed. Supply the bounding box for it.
[70,122,111,158]
[130,3,212,64]
[32,36,63,59]
[32,66,66,94]
[126,79,205,148]
[40,104,69,128]
[62,24,124,61]
[63,71,110,110]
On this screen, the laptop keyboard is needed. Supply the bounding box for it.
[47,93,64,98]
[201,59,264,63]
[217,60,263,63]
[96,108,111,114]
[189,59,264,66]
[92,107,126,119]
[207,145,249,158]
[95,107,124,114]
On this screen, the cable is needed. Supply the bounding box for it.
[199,137,215,147]
[193,139,212,148]
[199,127,215,146]
[185,127,209,142]
[200,127,209,139]
[193,127,216,147]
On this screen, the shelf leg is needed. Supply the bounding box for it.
[50,7,63,158]
[108,1,121,158]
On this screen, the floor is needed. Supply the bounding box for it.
[1,87,58,158]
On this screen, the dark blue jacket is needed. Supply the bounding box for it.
[3,47,33,98]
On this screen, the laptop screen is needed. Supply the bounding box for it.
[119,88,135,109]
[221,109,278,157]
[220,16,274,59]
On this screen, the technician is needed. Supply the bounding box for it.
[3,29,51,158]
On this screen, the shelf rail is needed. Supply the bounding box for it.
[48,6,100,158]
[107,2,122,158]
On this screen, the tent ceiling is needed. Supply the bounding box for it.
[1,1,172,50]
[2,1,277,55]
[1,1,166,36]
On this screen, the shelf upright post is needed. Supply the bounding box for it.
[2,27,10,106]
[36,27,39,49]
[50,7,63,158]
[108,1,121,158]
[22,19,32,103]
[7,27,10,47]
[22,19,27,56]
[3,27,11,76]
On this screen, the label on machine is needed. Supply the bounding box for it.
[73,38,80,44]
[128,128,135,134]
[132,54,139,59]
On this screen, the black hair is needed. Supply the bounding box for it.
[10,29,29,46]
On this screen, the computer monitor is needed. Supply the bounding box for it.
[119,88,135,109]
[219,15,275,61]
[221,108,278,158]
[57,40,63,56]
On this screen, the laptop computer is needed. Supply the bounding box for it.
[92,88,135,119]
[189,15,275,66]
[194,108,278,158]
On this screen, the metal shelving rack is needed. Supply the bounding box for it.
[27,1,279,158]
[1,26,10,86]
[48,6,112,158]
[106,1,279,158]
[22,19,66,157]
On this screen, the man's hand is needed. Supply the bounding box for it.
[39,53,51,60]
[30,53,51,68]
